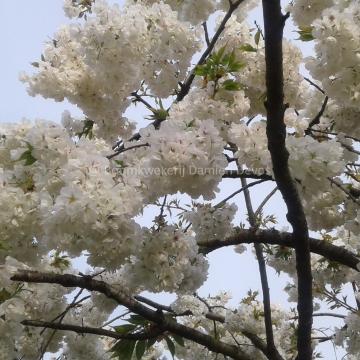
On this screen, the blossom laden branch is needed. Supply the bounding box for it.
[111,0,245,155]
[11,271,253,360]
[199,228,360,271]
[176,0,245,102]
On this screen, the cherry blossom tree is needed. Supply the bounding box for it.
[1,0,360,359]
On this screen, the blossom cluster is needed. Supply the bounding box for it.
[22,0,200,141]
[0,0,360,358]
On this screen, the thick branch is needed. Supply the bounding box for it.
[262,2,313,359]
[11,271,251,360]
[199,228,359,271]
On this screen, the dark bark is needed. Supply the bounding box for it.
[261,1,313,358]
[11,271,252,360]
[200,228,360,271]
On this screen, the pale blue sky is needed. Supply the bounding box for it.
[0,1,342,358]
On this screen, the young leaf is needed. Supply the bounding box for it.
[114,324,137,334]
[110,339,136,360]
[0,288,12,304]
[165,336,176,359]
[18,143,37,166]
[194,65,208,77]
[254,29,261,46]
[239,43,257,52]
[77,119,94,139]
[171,334,185,347]
[297,26,314,42]
[135,340,147,360]
[222,79,242,91]
[128,314,147,325]
[146,337,157,349]
[228,60,246,73]
[212,44,227,63]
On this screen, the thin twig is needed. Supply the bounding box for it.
[237,162,283,360]
[107,143,149,159]
[38,289,87,359]
[328,177,360,204]
[303,77,325,94]
[202,22,211,46]
[214,179,268,209]
[254,187,278,218]
[292,313,346,320]
[305,96,328,135]
[310,129,360,143]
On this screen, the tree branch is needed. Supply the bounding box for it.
[199,228,359,271]
[11,271,252,360]
[107,143,149,159]
[176,0,245,102]
[261,2,313,358]
[202,21,211,46]
[305,96,329,135]
[215,179,268,208]
[222,170,273,181]
[135,295,227,324]
[303,77,325,95]
[111,0,245,154]
[21,319,164,341]
[238,168,283,360]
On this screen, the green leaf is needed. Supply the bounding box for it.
[194,65,208,77]
[110,340,136,360]
[0,288,12,304]
[0,241,9,251]
[151,108,168,122]
[18,143,37,166]
[239,43,257,52]
[114,324,137,334]
[222,49,236,66]
[227,60,246,73]
[185,119,195,128]
[128,314,147,325]
[114,159,125,168]
[222,79,242,91]
[77,119,94,139]
[50,251,70,270]
[135,340,147,359]
[297,26,314,41]
[212,45,227,63]
[165,336,176,359]
[146,337,157,349]
[171,334,185,347]
[254,29,261,46]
